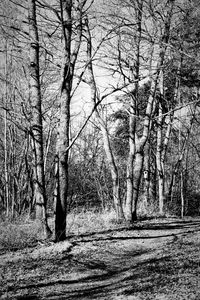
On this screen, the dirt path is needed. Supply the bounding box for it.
[1,218,200,300]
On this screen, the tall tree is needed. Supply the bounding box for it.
[166,0,200,213]
[28,0,51,238]
[122,0,175,221]
[124,0,144,222]
[54,0,87,241]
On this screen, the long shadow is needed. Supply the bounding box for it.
[11,250,198,300]
[67,218,200,242]
[121,251,200,297]
[6,226,200,300]
[44,249,200,299]
[8,248,152,291]
[68,224,200,245]
[4,219,200,299]
[16,295,40,300]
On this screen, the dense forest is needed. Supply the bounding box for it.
[0,0,200,242]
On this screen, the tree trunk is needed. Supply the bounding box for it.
[4,40,9,217]
[180,171,184,218]
[168,169,176,204]
[4,99,9,217]
[143,143,151,209]
[132,151,144,220]
[167,120,194,204]
[101,126,124,221]
[124,1,143,223]
[29,0,51,238]
[124,112,136,222]
[126,0,175,222]
[156,102,165,215]
[54,0,86,241]
[54,89,70,241]
[54,0,72,242]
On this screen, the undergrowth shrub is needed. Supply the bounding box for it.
[66,208,118,235]
[0,214,44,251]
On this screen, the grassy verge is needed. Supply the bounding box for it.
[0,220,41,252]
[0,206,176,252]
[0,209,121,252]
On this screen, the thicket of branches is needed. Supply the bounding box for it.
[0,0,200,240]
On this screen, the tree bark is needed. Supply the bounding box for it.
[132,150,144,220]
[180,171,184,218]
[4,44,9,217]
[101,124,124,221]
[54,0,72,242]
[156,101,165,215]
[54,0,86,241]
[143,142,151,208]
[124,0,143,222]
[124,109,136,222]
[28,0,51,238]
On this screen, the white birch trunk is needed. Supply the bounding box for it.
[29,0,51,238]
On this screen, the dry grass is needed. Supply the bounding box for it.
[0,205,171,252]
[66,208,120,235]
[0,219,41,252]
[0,209,119,252]
[1,211,200,299]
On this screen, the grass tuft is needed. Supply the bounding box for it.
[66,208,118,235]
[0,218,41,252]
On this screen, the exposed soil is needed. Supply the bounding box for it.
[1,218,200,300]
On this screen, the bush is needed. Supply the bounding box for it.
[0,214,47,252]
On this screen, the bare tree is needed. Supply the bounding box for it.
[54,0,87,241]
[28,0,51,238]
[123,0,175,221]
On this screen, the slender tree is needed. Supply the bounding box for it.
[54,0,87,241]
[124,0,144,222]
[28,0,51,238]
[124,0,176,222]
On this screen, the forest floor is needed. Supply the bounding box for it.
[0,217,200,300]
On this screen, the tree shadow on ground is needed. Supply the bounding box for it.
[67,219,200,245]
[11,246,200,300]
[16,295,40,300]
[6,250,160,299]
[3,218,200,300]
[121,251,200,298]
[8,248,152,291]
[68,218,200,240]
